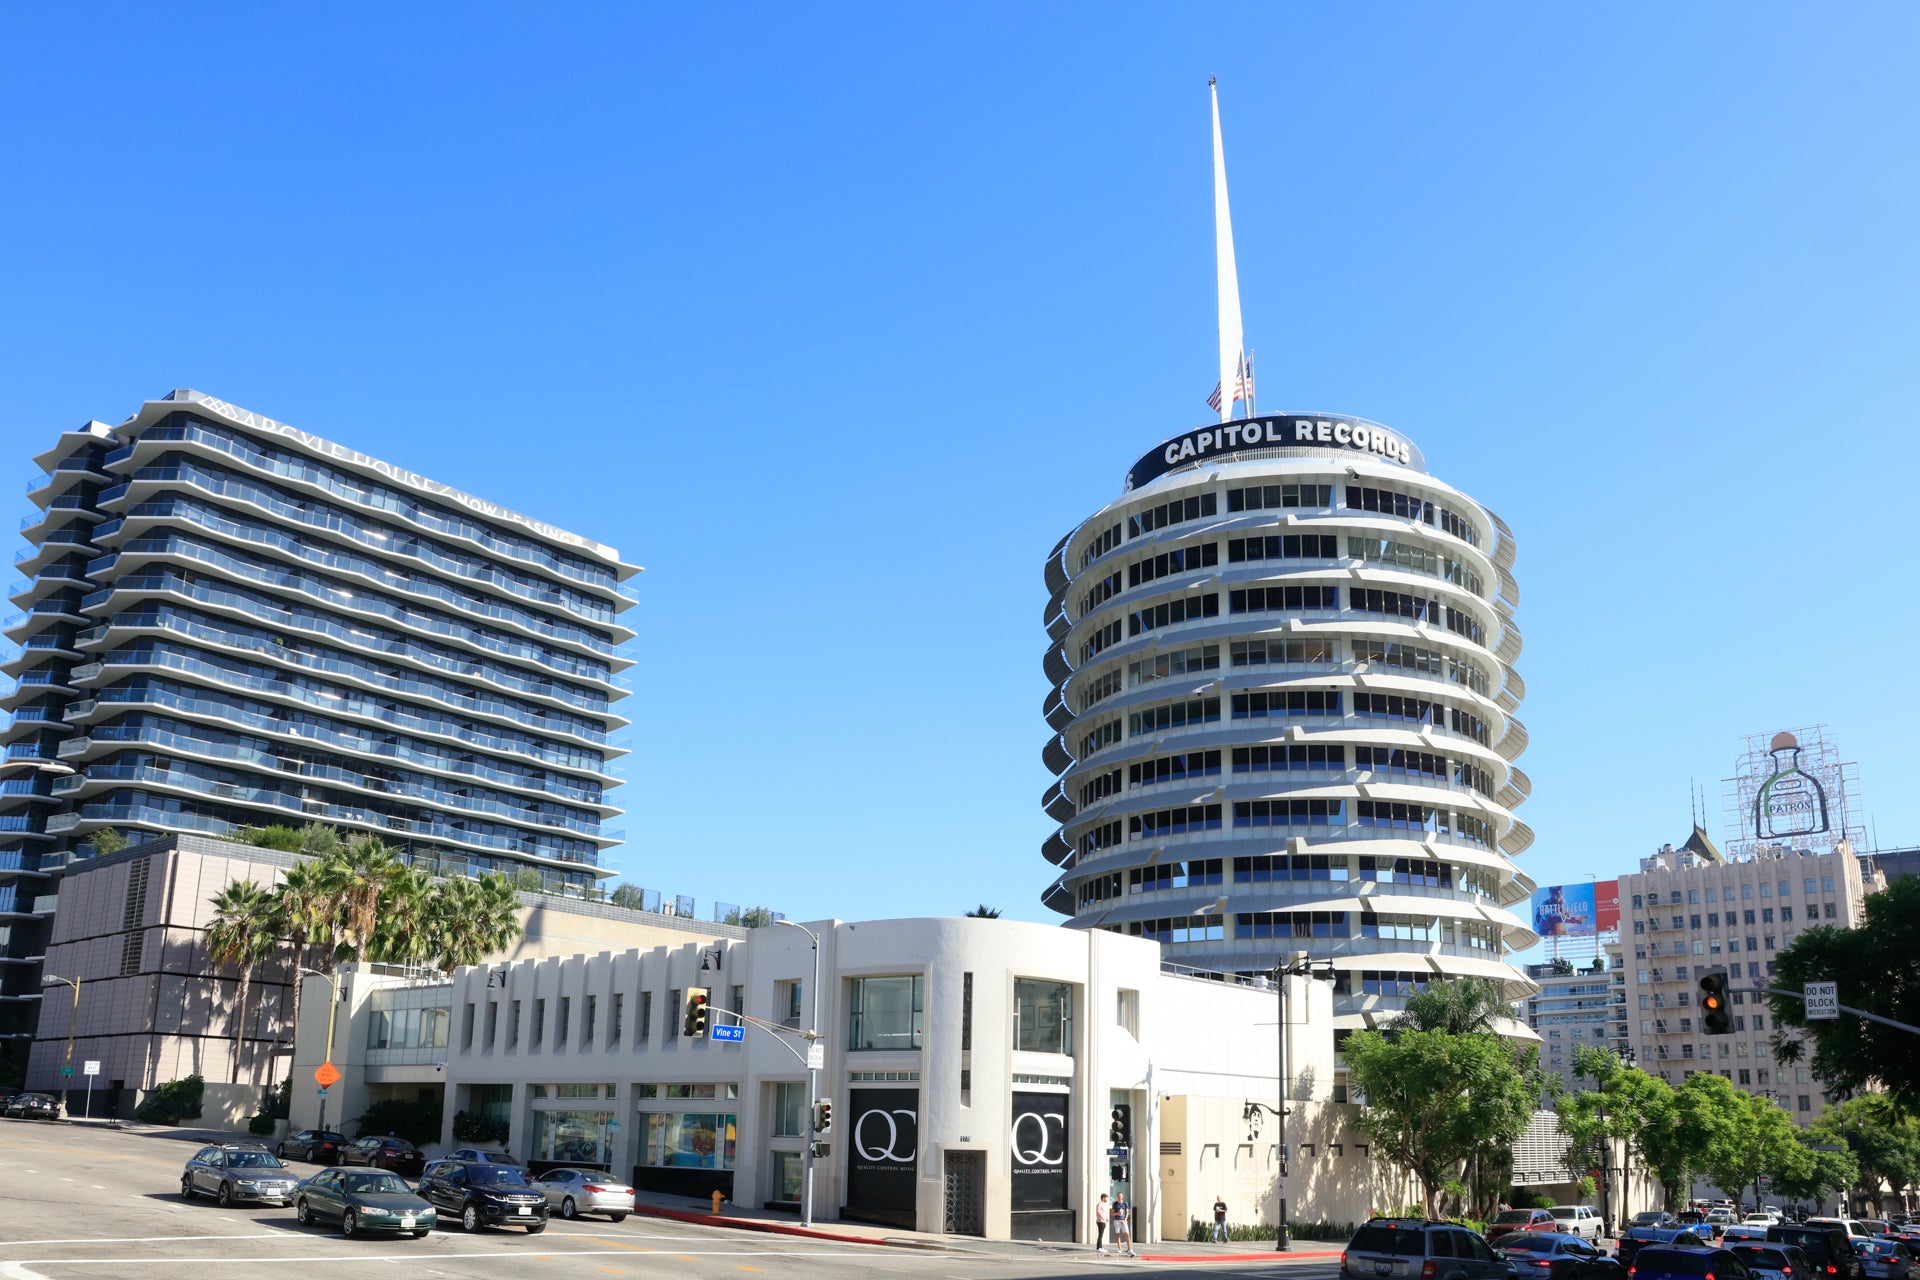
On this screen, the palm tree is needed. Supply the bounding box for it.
[324,836,406,962]
[423,871,525,972]
[1390,975,1509,1035]
[272,856,337,1055]
[206,879,280,1083]
[369,862,435,965]
[964,904,1003,918]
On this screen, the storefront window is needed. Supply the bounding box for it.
[643,1112,737,1169]
[1014,980,1074,1055]
[770,1149,803,1203]
[772,1082,806,1137]
[531,1110,613,1166]
[849,975,924,1050]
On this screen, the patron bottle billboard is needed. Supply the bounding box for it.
[1754,732,1830,841]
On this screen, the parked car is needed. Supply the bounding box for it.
[528,1167,635,1222]
[1617,1229,1709,1267]
[4,1092,60,1121]
[339,1136,425,1177]
[1768,1224,1868,1280]
[416,1160,548,1234]
[294,1168,435,1239]
[1728,1243,1812,1280]
[1852,1239,1920,1280]
[1496,1232,1624,1280]
[1628,1246,1756,1280]
[1343,1218,1509,1280]
[1490,1211,1563,1246]
[180,1143,300,1207]
[1680,1212,1727,1242]
[1551,1208,1607,1242]
[444,1148,524,1168]
[278,1130,352,1164]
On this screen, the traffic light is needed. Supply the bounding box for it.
[1109,1102,1132,1148]
[684,987,710,1037]
[1109,1162,1130,1183]
[1699,969,1732,1035]
[813,1099,833,1133]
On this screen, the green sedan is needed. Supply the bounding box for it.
[294,1168,435,1238]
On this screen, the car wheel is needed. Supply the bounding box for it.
[217,1183,233,1209]
[341,1210,358,1239]
[461,1204,481,1233]
[561,1197,578,1220]
[526,1223,546,1235]
[296,1198,313,1226]
[608,1213,628,1223]
[180,1175,196,1200]
[412,1230,429,1239]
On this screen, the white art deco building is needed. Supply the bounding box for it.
[1040,414,1540,1026]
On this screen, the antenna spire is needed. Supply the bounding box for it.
[1210,78,1248,423]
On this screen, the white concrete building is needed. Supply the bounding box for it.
[290,917,1420,1243]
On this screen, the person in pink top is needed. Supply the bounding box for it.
[1094,1193,1110,1252]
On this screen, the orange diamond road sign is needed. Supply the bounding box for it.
[314,1062,342,1089]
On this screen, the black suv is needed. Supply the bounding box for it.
[1768,1224,1867,1280]
[1617,1229,1709,1266]
[1343,1218,1508,1280]
[416,1160,548,1234]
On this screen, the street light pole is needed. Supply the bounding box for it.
[1239,951,1336,1252]
[42,973,80,1114]
[300,967,340,1131]
[773,920,822,1229]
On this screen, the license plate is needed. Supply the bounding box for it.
[400,1216,414,1229]
[517,1207,531,1216]
[1376,1265,1392,1275]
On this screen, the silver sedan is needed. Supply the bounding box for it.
[528,1168,635,1222]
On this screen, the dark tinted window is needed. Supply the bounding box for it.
[1501,1238,1559,1254]
[468,1166,530,1188]
[1429,1232,1455,1258]
[1732,1248,1792,1269]
[1632,1250,1718,1276]
[1350,1225,1429,1257]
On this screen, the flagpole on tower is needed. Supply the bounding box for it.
[1210,75,1247,424]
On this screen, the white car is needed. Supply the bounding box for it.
[1744,1213,1781,1227]
[1549,1206,1604,1241]
[527,1168,635,1222]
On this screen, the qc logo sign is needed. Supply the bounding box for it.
[854,1107,920,1164]
[1010,1109,1066,1165]
[845,1088,919,1228]
[1009,1091,1069,1211]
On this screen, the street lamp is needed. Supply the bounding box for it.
[41,973,81,1115]
[1242,949,1337,1251]
[300,967,341,1131]
[772,919,823,1229]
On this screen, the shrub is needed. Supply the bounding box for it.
[1186,1219,1355,1242]
[355,1097,445,1148]
[451,1110,509,1144]
[248,1113,276,1136]
[135,1074,204,1125]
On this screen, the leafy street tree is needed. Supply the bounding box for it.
[1698,1076,1796,1207]
[1391,975,1509,1036]
[369,862,435,965]
[609,884,647,910]
[324,836,407,961]
[1344,1023,1544,1217]
[273,856,336,1045]
[1806,1095,1920,1217]
[1768,1128,1861,1213]
[205,879,281,1083]
[1770,875,1920,1110]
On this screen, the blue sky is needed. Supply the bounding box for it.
[7,5,1919,935]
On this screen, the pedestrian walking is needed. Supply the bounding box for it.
[1094,1193,1110,1253]
[1113,1194,1134,1256]
[1212,1195,1229,1243]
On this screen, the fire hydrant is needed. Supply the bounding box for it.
[710,1189,725,1216]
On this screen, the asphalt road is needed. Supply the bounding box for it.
[0,1120,1343,1280]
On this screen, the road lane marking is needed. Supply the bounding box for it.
[0,1249,887,1266]
[1,1264,51,1280]
[2,1235,285,1247]
[735,1268,765,1273]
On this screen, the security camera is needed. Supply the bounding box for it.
[433,1062,447,1072]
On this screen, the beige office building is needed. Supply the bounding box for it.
[1617,826,1883,1121]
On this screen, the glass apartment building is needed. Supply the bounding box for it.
[1040,413,1538,1027]
[0,389,637,1050]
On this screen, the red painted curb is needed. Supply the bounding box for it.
[1141,1248,1345,1262]
[632,1202,900,1247]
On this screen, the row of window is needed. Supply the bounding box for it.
[1129,493,1217,538]
[1229,534,1339,562]
[1130,591,1219,637]
[1232,911,1500,949]
[1078,667,1124,713]
[1089,689,1491,756]
[1230,584,1339,614]
[1347,536,1483,596]
[1128,803,1223,839]
[1128,540,1218,589]
[1632,876,1835,906]
[1127,644,1219,686]
[1079,523,1122,572]
[1079,571,1121,619]
[1227,483,1332,512]
[1080,854,1482,905]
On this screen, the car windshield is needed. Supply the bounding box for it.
[226,1152,283,1169]
[1502,1239,1561,1253]
[382,1139,418,1152]
[1350,1225,1428,1257]
[343,1173,411,1196]
[469,1167,529,1188]
[1733,1248,1791,1268]
[1632,1250,1717,1275]
[1552,1210,1580,1219]
[1497,1212,1535,1224]
[1857,1242,1895,1256]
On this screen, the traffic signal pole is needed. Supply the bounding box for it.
[1760,987,1920,1036]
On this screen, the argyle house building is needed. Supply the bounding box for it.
[1,389,638,1084]
[1040,413,1540,1042]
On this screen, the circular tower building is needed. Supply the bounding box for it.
[1040,413,1539,1027]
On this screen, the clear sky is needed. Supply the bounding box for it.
[7,5,1919,936]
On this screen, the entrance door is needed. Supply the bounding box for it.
[943,1150,985,1236]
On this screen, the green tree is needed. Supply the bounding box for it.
[421,872,524,971]
[205,879,280,1084]
[241,824,306,852]
[1769,875,1920,1109]
[1556,1047,1632,1204]
[965,905,1003,919]
[1344,1025,1542,1217]
[368,862,435,964]
[87,827,128,856]
[296,823,341,857]
[1391,976,1510,1036]
[1808,1095,1920,1216]
[1768,1129,1860,1214]
[510,866,549,894]
[609,884,647,911]
[324,836,406,961]
[1698,1077,1795,1207]
[272,856,337,1053]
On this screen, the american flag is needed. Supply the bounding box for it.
[1207,352,1254,413]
